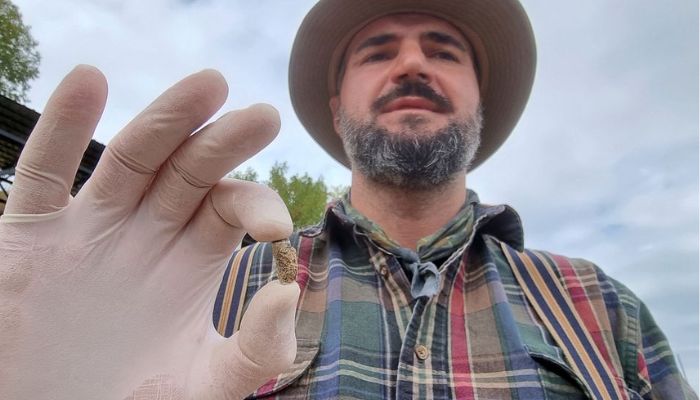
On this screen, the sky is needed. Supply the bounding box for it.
[11,0,700,392]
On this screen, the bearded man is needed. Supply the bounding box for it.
[0,0,695,399]
[214,1,696,399]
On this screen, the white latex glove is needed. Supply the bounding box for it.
[0,66,300,399]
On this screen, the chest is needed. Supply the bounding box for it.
[253,243,591,399]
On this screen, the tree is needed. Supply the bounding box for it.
[327,184,349,202]
[0,0,40,102]
[229,163,329,230]
[229,166,259,183]
[267,162,328,229]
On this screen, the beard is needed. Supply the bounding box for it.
[338,105,483,191]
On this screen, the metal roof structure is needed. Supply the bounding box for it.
[0,94,105,214]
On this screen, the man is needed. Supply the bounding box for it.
[213,0,697,399]
[0,2,694,400]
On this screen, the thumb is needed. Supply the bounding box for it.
[200,280,300,399]
[237,280,300,373]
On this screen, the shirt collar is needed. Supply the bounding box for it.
[300,189,525,253]
[341,191,477,262]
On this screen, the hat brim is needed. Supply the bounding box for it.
[289,0,536,171]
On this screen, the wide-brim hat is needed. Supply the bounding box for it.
[289,0,536,171]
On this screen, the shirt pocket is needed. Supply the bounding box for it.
[529,350,589,400]
[246,338,321,399]
[527,345,643,400]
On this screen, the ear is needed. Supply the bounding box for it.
[329,96,341,136]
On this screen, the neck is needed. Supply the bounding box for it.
[349,172,468,250]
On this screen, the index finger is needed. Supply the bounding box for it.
[4,65,107,215]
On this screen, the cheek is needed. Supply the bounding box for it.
[338,89,370,116]
[340,70,385,107]
[447,78,480,114]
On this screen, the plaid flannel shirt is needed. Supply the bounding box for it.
[212,192,696,399]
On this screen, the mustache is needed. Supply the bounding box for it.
[371,80,454,113]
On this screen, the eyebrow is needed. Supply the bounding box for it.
[353,31,468,54]
[354,34,398,53]
[422,31,467,52]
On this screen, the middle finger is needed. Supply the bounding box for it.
[79,69,228,218]
[141,103,281,228]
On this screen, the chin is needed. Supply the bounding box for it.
[375,113,439,132]
[395,118,448,136]
[399,113,430,127]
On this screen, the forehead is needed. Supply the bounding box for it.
[347,13,468,51]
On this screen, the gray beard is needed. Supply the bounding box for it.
[338,107,483,191]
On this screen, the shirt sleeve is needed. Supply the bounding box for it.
[634,299,697,400]
[212,242,275,338]
[561,256,696,399]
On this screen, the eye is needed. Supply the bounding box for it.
[362,52,391,63]
[432,51,459,62]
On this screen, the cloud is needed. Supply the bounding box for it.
[471,0,698,390]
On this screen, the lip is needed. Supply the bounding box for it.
[381,97,439,113]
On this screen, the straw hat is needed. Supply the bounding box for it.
[289,0,536,170]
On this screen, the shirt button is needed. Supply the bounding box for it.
[380,267,389,277]
[415,344,429,360]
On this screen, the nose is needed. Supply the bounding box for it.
[390,43,432,84]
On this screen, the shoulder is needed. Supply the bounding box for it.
[484,234,640,309]
[531,249,643,315]
[482,235,644,356]
[489,238,644,387]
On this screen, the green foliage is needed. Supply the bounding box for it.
[229,167,259,182]
[0,0,40,102]
[229,163,334,230]
[267,162,327,229]
[327,184,349,202]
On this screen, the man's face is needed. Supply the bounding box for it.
[331,13,480,138]
[330,13,482,189]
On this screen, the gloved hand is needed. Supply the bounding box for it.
[0,66,299,399]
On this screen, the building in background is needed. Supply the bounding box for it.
[0,95,104,215]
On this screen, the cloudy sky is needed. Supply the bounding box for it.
[12,0,699,391]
